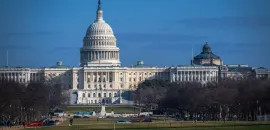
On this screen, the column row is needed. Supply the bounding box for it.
[82,51,119,61]
[84,72,115,83]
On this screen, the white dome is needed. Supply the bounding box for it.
[80,0,120,67]
[86,21,114,36]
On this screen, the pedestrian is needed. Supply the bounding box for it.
[69,118,73,126]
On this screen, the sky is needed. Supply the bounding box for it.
[0,0,270,68]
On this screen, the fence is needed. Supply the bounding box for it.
[257,115,270,121]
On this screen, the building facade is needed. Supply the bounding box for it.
[0,0,269,105]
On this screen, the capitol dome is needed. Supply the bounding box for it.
[86,22,114,36]
[85,1,114,37]
[80,0,120,67]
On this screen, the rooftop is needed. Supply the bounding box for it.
[49,61,69,68]
[193,42,220,59]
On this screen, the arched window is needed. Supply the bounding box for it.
[109,93,111,97]
[82,93,85,98]
[88,93,90,97]
[104,93,106,97]
[98,93,101,97]
[93,93,96,97]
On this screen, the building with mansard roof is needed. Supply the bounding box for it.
[0,0,269,105]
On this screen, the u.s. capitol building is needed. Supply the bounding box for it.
[0,0,269,105]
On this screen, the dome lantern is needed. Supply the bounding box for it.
[202,41,211,53]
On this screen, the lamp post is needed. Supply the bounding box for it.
[9,104,12,120]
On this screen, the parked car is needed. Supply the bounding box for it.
[116,120,132,124]
[43,120,56,126]
[24,121,43,127]
[83,116,90,118]
[130,120,140,123]
[73,115,82,118]
[142,118,152,122]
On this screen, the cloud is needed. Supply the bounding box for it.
[0,31,54,36]
[115,32,207,51]
[175,17,270,28]
[116,32,206,43]
[53,46,80,51]
[0,31,56,50]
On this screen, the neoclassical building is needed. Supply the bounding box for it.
[192,42,223,66]
[0,0,269,105]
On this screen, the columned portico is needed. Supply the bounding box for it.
[170,66,219,83]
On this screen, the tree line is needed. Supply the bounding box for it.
[134,78,270,121]
[0,82,69,123]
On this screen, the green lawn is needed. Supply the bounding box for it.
[66,106,140,114]
[23,118,270,130]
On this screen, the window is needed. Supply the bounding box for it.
[121,84,123,88]
[103,84,106,88]
[114,93,117,97]
[93,93,96,97]
[82,93,85,97]
[110,84,112,88]
[134,78,136,82]
[88,93,90,97]
[98,93,101,97]
[120,78,123,81]
[88,85,90,88]
[109,93,112,97]
[129,78,131,82]
[104,93,106,97]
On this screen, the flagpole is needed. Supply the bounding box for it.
[7,50,9,67]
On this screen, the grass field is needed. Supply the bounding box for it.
[66,105,140,114]
[23,118,270,130]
